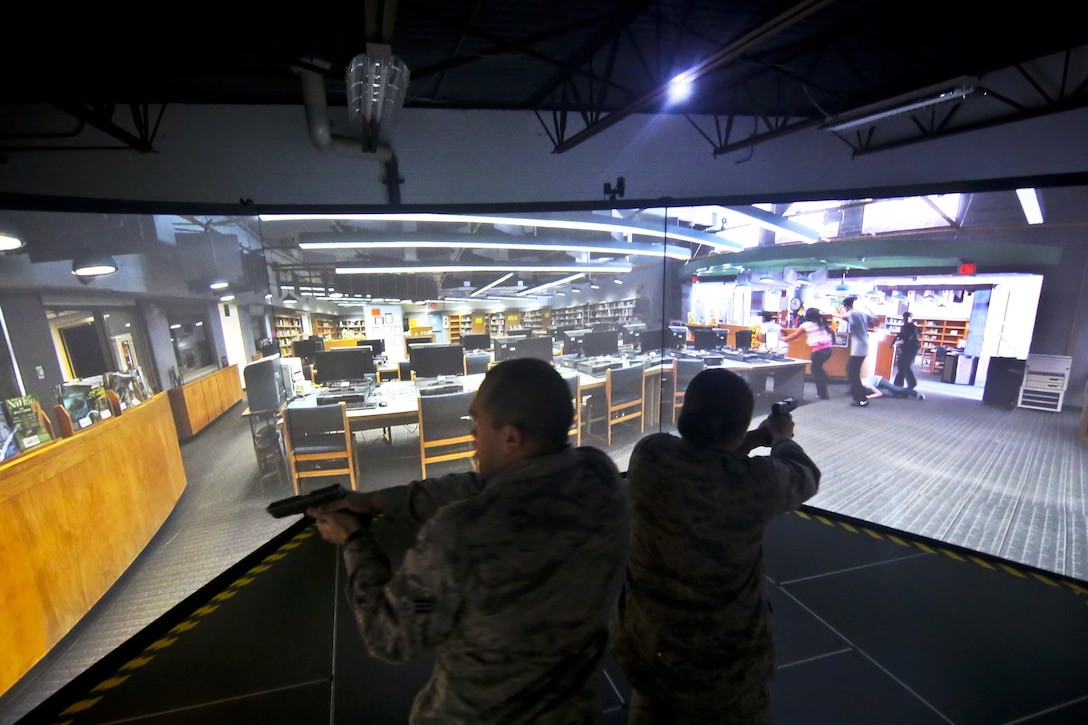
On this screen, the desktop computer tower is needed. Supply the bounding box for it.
[244,356,287,413]
[279,356,305,398]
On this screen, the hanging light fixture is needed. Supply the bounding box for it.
[758,271,777,285]
[0,219,24,251]
[209,279,230,290]
[282,293,299,306]
[834,271,851,292]
[346,43,410,151]
[72,251,119,277]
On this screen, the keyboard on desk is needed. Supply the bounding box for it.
[417,381,464,396]
[575,357,624,377]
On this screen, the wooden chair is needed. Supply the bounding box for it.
[562,373,582,447]
[586,365,645,446]
[282,402,358,495]
[673,358,705,421]
[417,390,476,479]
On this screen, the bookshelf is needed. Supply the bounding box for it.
[337,317,366,338]
[447,313,468,344]
[311,316,336,339]
[274,313,303,356]
[885,315,968,373]
[550,299,637,329]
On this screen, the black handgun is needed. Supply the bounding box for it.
[771,397,798,416]
[266,483,349,519]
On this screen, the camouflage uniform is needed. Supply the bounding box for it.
[611,432,820,724]
[343,445,630,724]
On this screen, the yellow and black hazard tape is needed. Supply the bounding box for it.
[46,527,315,725]
[790,509,1088,603]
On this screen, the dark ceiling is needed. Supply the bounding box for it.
[4,0,1088,157]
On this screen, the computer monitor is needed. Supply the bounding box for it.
[579,330,619,358]
[734,329,754,350]
[691,327,728,351]
[291,337,321,361]
[405,335,436,355]
[313,349,374,386]
[493,335,553,363]
[410,343,465,379]
[460,332,491,350]
[639,329,674,354]
[355,339,386,356]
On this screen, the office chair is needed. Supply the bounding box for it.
[398,360,412,381]
[417,390,476,478]
[586,364,644,447]
[673,358,705,421]
[282,402,358,495]
[562,373,582,447]
[464,351,490,375]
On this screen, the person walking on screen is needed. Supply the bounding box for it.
[890,311,921,390]
[612,368,821,724]
[781,307,835,399]
[841,296,878,407]
[308,358,630,724]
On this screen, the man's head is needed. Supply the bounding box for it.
[676,368,754,450]
[469,358,573,477]
[903,311,913,322]
[843,296,856,309]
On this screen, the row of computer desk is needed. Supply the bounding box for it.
[289,349,809,437]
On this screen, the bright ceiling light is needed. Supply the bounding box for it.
[282,294,299,305]
[0,233,24,251]
[267,212,736,252]
[667,74,694,104]
[518,273,586,296]
[71,252,118,277]
[336,262,631,275]
[470,272,514,297]
[209,280,230,290]
[1016,188,1044,225]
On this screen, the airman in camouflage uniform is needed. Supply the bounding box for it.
[310,358,630,724]
[611,368,820,724]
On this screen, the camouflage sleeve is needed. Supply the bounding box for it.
[342,518,461,664]
[748,436,821,514]
[374,471,485,525]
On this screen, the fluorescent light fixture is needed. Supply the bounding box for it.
[219,293,236,302]
[758,272,777,284]
[1016,188,1044,225]
[470,273,514,297]
[613,278,623,285]
[282,294,299,305]
[824,77,978,132]
[209,280,229,290]
[299,233,691,260]
[723,206,821,242]
[266,212,738,251]
[518,273,586,297]
[336,262,631,275]
[71,252,118,277]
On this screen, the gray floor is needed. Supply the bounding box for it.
[1,371,1085,724]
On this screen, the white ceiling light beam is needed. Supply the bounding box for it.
[723,206,821,242]
[266,212,736,252]
[300,232,690,260]
[335,261,632,274]
[470,272,514,297]
[1016,188,1044,225]
[517,273,586,296]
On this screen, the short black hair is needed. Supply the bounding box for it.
[478,358,573,452]
[676,368,754,448]
[843,296,857,308]
[902,311,913,321]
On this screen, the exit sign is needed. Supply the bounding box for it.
[958,262,976,275]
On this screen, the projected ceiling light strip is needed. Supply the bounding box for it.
[470,273,514,297]
[335,262,632,274]
[518,273,586,296]
[299,236,691,260]
[263,212,740,251]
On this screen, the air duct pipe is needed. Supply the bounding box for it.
[294,63,394,163]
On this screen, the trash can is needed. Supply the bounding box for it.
[982,357,1025,408]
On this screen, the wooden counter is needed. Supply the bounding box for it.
[168,364,243,439]
[0,392,187,697]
